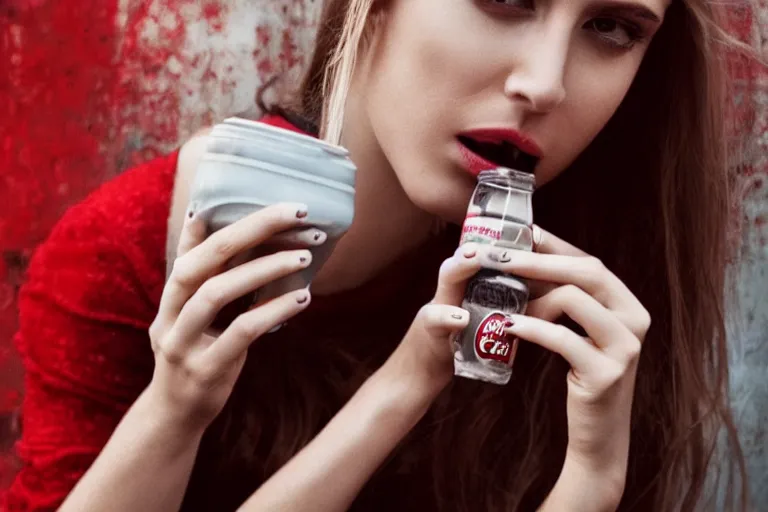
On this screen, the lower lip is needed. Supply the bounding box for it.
[457,139,498,177]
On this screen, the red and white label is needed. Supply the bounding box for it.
[474,312,518,365]
[461,216,503,244]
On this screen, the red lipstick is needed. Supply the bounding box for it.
[460,128,543,158]
[456,128,543,177]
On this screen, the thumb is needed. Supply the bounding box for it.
[416,303,470,340]
[405,303,470,369]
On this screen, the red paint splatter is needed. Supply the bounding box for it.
[203,2,226,33]
[113,1,185,167]
[280,28,300,69]
[256,25,272,47]
[0,0,120,250]
[0,2,123,425]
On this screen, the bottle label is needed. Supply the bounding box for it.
[473,311,518,365]
[461,216,503,244]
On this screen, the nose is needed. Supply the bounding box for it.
[503,31,568,114]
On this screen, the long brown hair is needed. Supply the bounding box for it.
[191,0,750,510]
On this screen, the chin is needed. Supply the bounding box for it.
[400,171,472,227]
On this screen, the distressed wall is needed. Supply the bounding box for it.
[0,0,323,485]
[0,0,766,503]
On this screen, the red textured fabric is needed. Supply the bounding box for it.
[1,116,311,511]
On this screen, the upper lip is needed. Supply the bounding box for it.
[457,128,543,158]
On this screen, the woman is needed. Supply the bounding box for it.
[3,0,749,510]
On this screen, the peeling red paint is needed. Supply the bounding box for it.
[0,0,322,444]
[0,0,120,249]
[280,28,300,69]
[114,1,185,166]
[203,1,227,33]
[0,1,123,421]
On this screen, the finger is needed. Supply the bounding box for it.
[432,244,483,305]
[177,209,209,258]
[204,288,311,369]
[415,303,470,339]
[504,314,606,376]
[481,247,634,312]
[171,249,313,344]
[528,279,558,300]
[266,227,328,248]
[160,202,310,321]
[525,285,642,361]
[153,212,210,336]
[532,225,587,257]
[406,303,470,368]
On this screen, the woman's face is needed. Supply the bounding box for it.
[356,0,670,223]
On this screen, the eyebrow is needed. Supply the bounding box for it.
[595,1,663,23]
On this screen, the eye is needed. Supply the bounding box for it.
[584,17,645,49]
[477,0,535,15]
[487,0,534,6]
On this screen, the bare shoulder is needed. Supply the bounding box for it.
[166,126,213,276]
[177,126,213,176]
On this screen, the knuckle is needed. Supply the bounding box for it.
[157,342,186,366]
[624,338,643,363]
[595,362,625,389]
[554,324,573,343]
[417,303,435,320]
[229,316,261,342]
[417,304,443,326]
[148,320,164,343]
[437,257,453,278]
[584,256,606,276]
[170,255,196,287]
[196,281,226,310]
[210,236,238,258]
[636,308,652,333]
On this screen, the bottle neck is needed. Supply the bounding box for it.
[477,168,535,192]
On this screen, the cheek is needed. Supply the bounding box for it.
[538,60,642,186]
[361,2,487,219]
[365,0,499,145]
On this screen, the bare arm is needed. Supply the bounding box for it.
[60,131,320,512]
[238,350,445,512]
[58,388,205,512]
[58,134,210,512]
[239,251,483,512]
[537,456,624,512]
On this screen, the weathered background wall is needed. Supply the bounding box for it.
[0,0,766,504]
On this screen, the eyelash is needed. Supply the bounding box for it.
[586,17,645,50]
[478,0,648,50]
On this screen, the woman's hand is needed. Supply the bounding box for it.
[60,203,325,512]
[239,244,484,512]
[381,243,484,394]
[482,226,650,511]
[149,202,325,431]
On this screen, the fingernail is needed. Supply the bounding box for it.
[533,225,543,247]
[299,255,308,264]
[451,312,466,321]
[504,318,515,328]
[461,244,477,259]
[187,210,194,219]
[488,250,512,263]
[296,294,309,304]
[296,206,308,219]
[312,230,327,243]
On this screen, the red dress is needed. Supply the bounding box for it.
[2,115,458,511]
